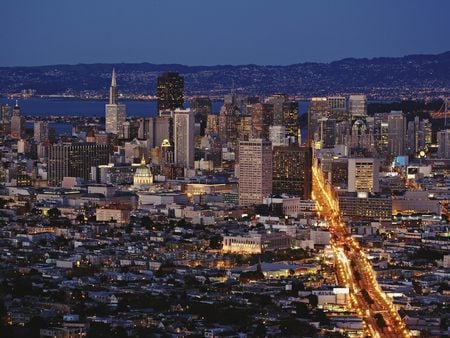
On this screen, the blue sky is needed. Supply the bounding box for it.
[1,0,449,66]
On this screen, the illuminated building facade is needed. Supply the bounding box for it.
[272,144,312,199]
[174,109,194,169]
[48,143,110,186]
[105,68,126,135]
[347,158,380,193]
[239,139,272,206]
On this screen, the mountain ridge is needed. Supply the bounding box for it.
[1,51,449,99]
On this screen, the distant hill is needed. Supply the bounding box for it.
[1,52,449,99]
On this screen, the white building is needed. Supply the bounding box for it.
[222,232,291,254]
[105,68,126,135]
[174,108,194,169]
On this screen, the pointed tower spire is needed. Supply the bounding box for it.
[111,68,117,87]
[109,68,118,104]
[15,100,19,107]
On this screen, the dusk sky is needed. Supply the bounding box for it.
[1,0,450,67]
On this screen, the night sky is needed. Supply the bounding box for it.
[1,0,450,66]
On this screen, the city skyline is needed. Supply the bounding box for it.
[1,0,450,67]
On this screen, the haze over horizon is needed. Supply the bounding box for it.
[1,0,450,67]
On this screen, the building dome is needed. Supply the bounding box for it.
[133,156,153,186]
[161,139,171,148]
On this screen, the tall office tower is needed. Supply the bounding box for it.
[239,116,252,141]
[437,130,450,158]
[173,109,194,169]
[347,158,380,193]
[418,118,432,150]
[34,121,49,143]
[239,139,272,206]
[105,69,126,135]
[282,101,299,144]
[48,143,110,186]
[328,96,347,120]
[373,113,389,153]
[154,115,173,148]
[138,117,154,143]
[349,95,367,118]
[387,111,406,157]
[157,72,184,112]
[242,96,260,115]
[0,104,12,121]
[308,97,328,144]
[272,144,312,199]
[407,120,416,155]
[266,94,288,126]
[206,114,219,135]
[251,103,274,140]
[0,104,12,136]
[218,103,240,144]
[10,101,24,139]
[191,97,212,136]
[269,126,286,147]
[318,118,336,148]
[348,95,370,152]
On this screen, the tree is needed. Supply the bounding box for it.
[48,207,61,219]
[141,216,153,229]
[254,321,267,338]
[308,294,319,308]
[26,316,47,338]
[208,235,223,250]
[295,302,309,316]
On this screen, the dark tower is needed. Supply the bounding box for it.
[272,144,312,199]
[157,72,184,112]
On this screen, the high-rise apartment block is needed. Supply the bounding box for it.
[239,139,272,206]
[174,109,194,169]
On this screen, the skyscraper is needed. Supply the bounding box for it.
[239,139,272,206]
[10,101,24,139]
[0,104,12,136]
[218,103,240,144]
[282,101,300,144]
[272,144,312,199]
[34,121,49,143]
[105,68,126,135]
[48,143,110,186]
[328,96,347,122]
[308,97,328,145]
[173,109,194,169]
[266,94,288,126]
[157,72,184,112]
[387,110,406,157]
[251,103,274,140]
[349,95,367,118]
[437,129,450,158]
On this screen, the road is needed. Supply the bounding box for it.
[312,165,410,338]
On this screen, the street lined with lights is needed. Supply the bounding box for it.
[312,164,410,338]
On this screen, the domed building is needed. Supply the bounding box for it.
[133,156,153,188]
